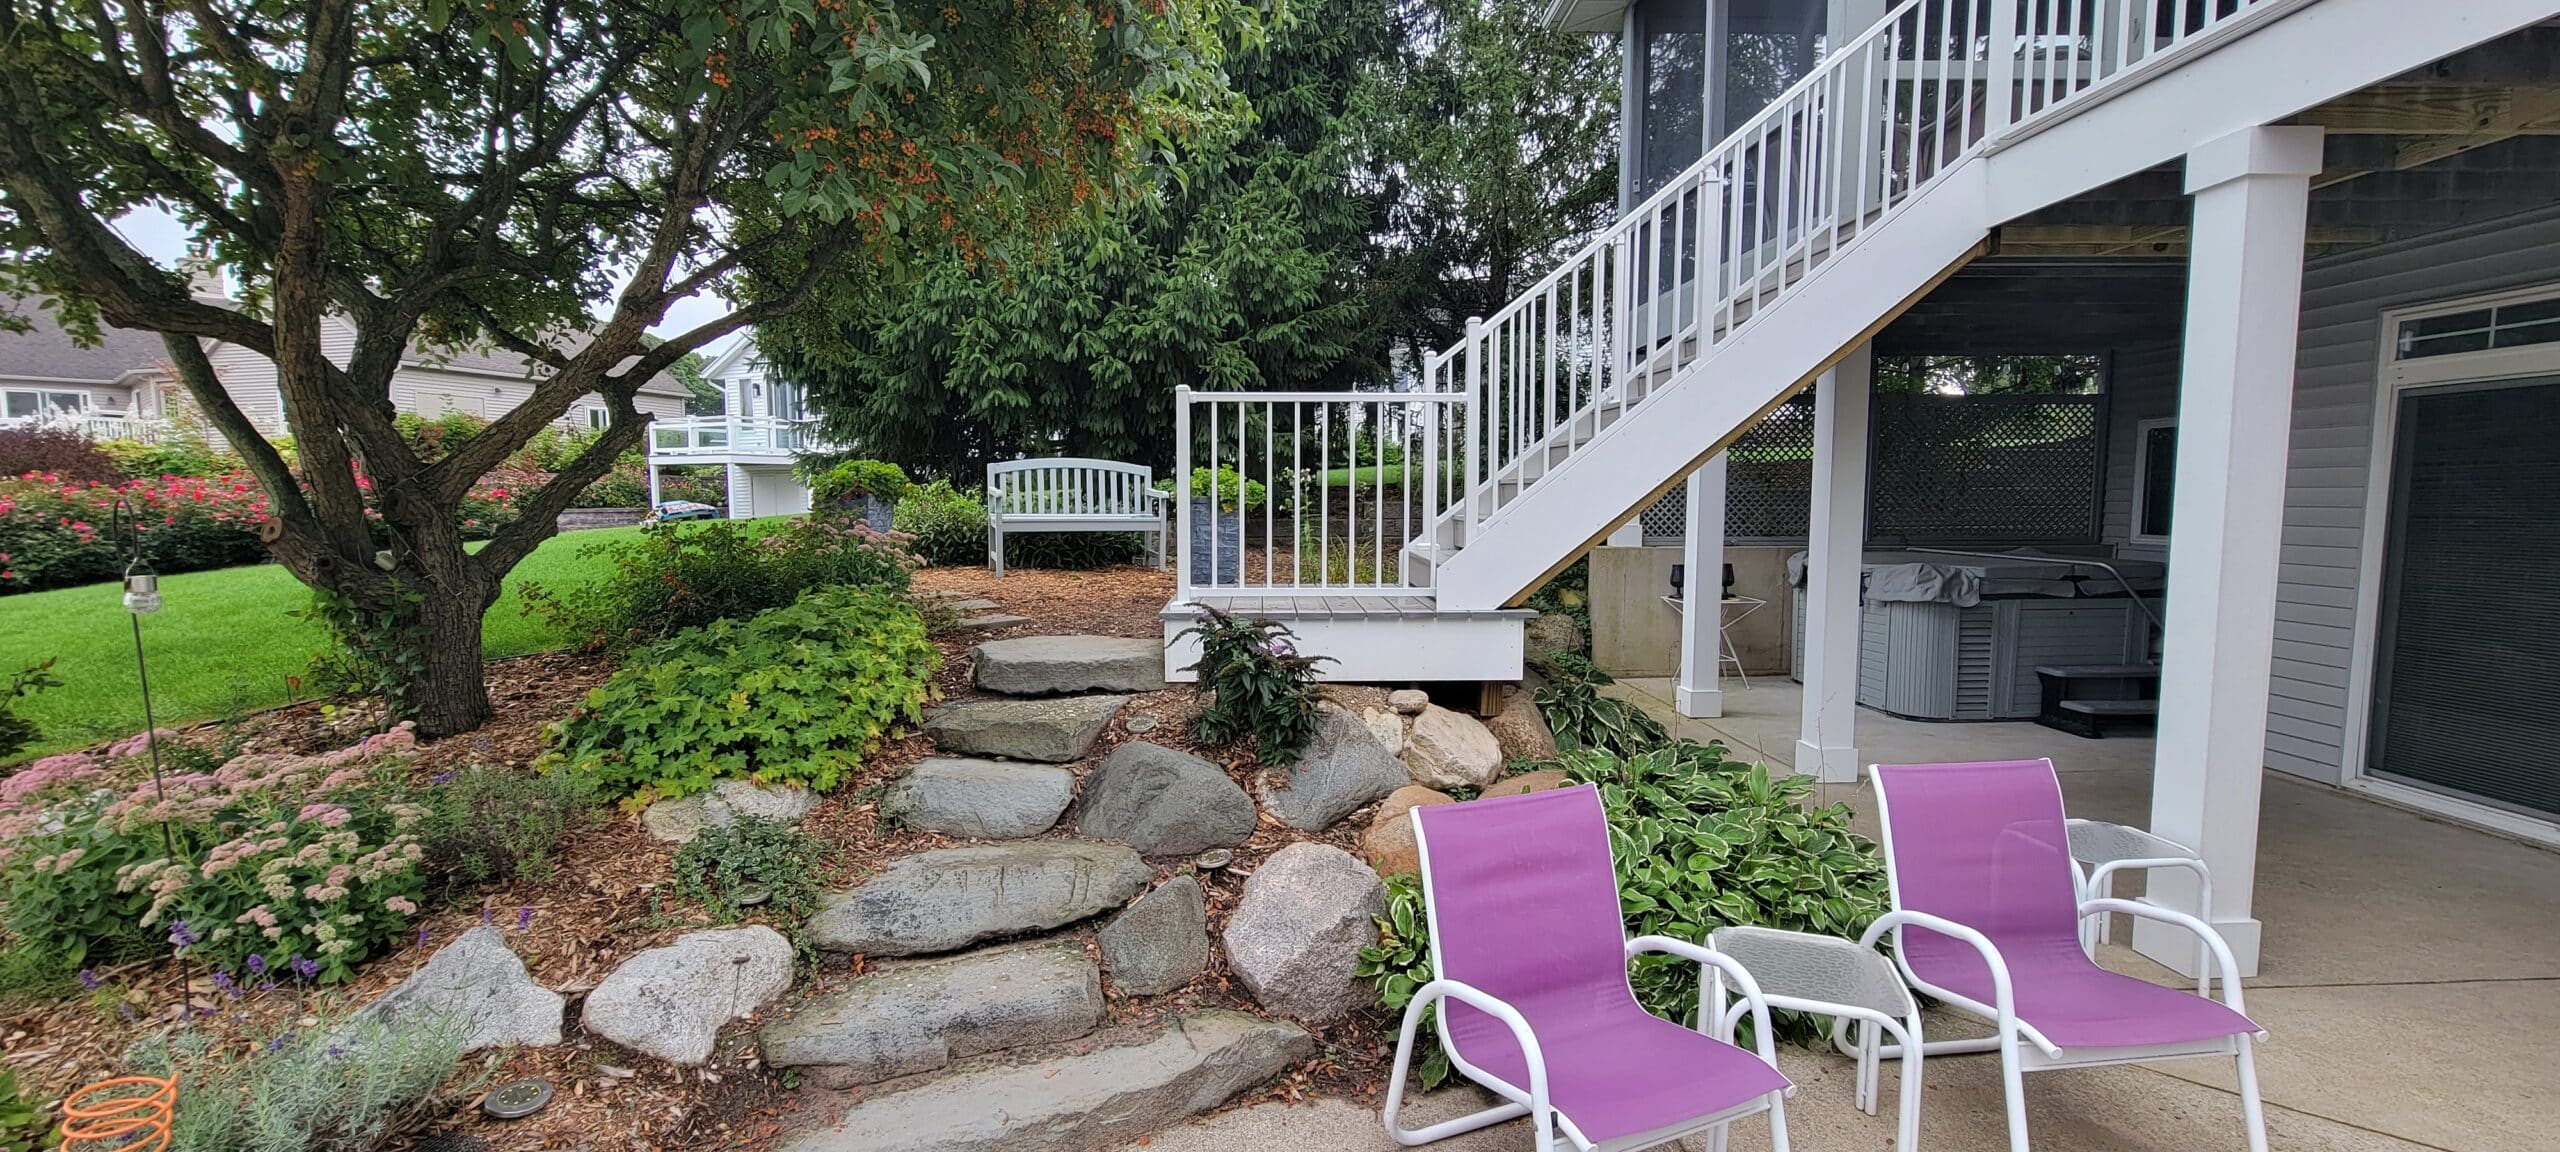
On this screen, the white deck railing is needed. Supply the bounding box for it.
[2,413,165,443]
[646,415,834,459]
[1175,0,2277,599]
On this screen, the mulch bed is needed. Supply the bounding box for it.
[2,561,1414,1152]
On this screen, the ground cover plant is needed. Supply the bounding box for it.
[520,516,915,650]
[547,585,939,802]
[673,817,832,929]
[416,765,598,887]
[130,1003,478,1152]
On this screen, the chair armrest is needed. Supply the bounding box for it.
[1626,935,1788,1082]
[1404,979,1551,1108]
[2077,897,2256,1022]
[1858,910,2052,1056]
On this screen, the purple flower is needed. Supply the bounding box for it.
[267,1032,295,1053]
[259,981,276,993]
[481,907,494,926]
[212,971,238,997]
[290,954,319,981]
[516,906,534,931]
[167,920,198,948]
[245,954,266,976]
[429,770,457,786]
[78,968,99,991]
[416,927,433,947]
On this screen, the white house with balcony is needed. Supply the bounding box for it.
[647,338,835,519]
[1162,0,2560,997]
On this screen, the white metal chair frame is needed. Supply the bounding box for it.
[1865,766,2272,1152]
[2067,817,2215,996]
[1383,813,1797,1152]
[984,458,1170,576]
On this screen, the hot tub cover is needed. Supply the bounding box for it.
[1785,550,2165,607]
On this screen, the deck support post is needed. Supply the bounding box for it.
[2140,125,2323,980]
[1795,343,1871,784]
[1677,454,1728,718]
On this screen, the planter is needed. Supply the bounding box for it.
[1188,499,1246,586]
[825,492,897,533]
[558,507,648,532]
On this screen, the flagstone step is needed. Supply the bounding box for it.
[805,841,1152,957]
[923,695,1128,763]
[759,939,1102,1088]
[971,635,1167,696]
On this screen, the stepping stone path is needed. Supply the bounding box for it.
[1073,742,1255,857]
[583,926,794,1065]
[643,779,817,845]
[924,695,1128,763]
[971,634,1167,696]
[776,1011,1313,1152]
[1256,704,1406,831]
[347,926,561,1054]
[1096,876,1210,995]
[1222,843,1386,1024]
[806,842,1152,957]
[883,759,1075,840]
[956,613,1033,632]
[943,598,1004,613]
[759,940,1102,1088]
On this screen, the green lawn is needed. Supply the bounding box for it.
[3,522,660,759]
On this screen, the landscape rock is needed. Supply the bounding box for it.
[1096,876,1209,995]
[350,927,561,1053]
[1403,705,1503,791]
[1255,705,1406,831]
[944,598,1003,613]
[882,759,1076,840]
[1358,786,1455,879]
[642,779,818,845]
[1482,768,1575,798]
[1074,743,1255,856]
[972,635,1167,696]
[1386,689,1430,716]
[582,926,793,1065]
[1360,708,1406,757]
[776,1010,1313,1152]
[1525,611,1586,658]
[924,696,1128,763]
[956,613,1034,632]
[1221,843,1385,1023]
[760,940,1102,1088]
[1484,685,1560,764]
[808,842,1152,957]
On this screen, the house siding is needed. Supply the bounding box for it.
[2267,207,2560,785]
[2100,338,2183,563]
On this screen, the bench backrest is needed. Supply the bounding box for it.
[987,458,1158,518]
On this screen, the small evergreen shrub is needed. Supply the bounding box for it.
[673,817,830,925]
[547,586,939,802]
[131,1005,477,1152]
[891,479,989,566]
[416,766,597,886]
[811,459,910,505]
[1171,466,1266,511]
[520,516,915,648]
[97,435,238,480]
[1176,608,1329,765]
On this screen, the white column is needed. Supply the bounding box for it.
[647,461,663,508]
[2136,125,2322,980]
[1678,454,1729,718]
[1796,344,1871,783]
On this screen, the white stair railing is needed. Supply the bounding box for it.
[1439,0,2280,542]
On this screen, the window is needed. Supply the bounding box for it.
[2395,296,2560,361]
[3,389,90,419]
[2131,418,2176,542]
[587,407,609,430]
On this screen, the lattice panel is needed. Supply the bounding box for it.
[1640,397,1817,545]
[1867,393,2103,544]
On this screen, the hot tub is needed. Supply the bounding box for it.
[1787,550,2163,721]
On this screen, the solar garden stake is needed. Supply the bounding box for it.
[114,497,196,1018]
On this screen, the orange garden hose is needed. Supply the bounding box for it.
[57,1075,176,1152]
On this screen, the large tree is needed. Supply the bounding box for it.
[0,0,1244,732]
[761,0,1392,478]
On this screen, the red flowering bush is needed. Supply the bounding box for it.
[0,470,274,592]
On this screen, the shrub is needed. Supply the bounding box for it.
[391,410,489,462]
[0,428,120,484]
[548,586,939,802]
[1170,465,1265,511]
[0,472,274,591]
[891,479,987,566]
[673,816,830,925]
[1006,531,1144,569]
[520,516,916,648]
[0,726,430,982]
[131,1005,476,1152]
[1176,608,1329,765]
[1359,742,1889,1059]
[415,766,597,887]
[1533,657,1667,758]
[811,459,910,505]
[0,659,61,760]
[96,435,238,480]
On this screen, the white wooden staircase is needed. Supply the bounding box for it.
[1165,0,2560,684]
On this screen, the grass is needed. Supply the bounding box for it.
[2,521,675,759]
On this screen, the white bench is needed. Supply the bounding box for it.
[987,458,1169,576]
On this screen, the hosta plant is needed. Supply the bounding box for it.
[1531,656,1668,758]
[1176,607,1330,765]
[1353,873,1451,1088]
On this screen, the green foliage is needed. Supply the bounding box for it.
[1572,742,1889,1041]
[811,460,912,505]
[0,427,120,483]
[0,659,61,760]
[1176,608,1330,765]
[673,817,830,926]
[1176,466,1267,512]
[97,435,240,480]
[763,0,1392,478]
[1353,873,1450,1089]
[1005,532,1146,570]
[1532,658,1668,759]
[295,582,430,721]
[520,517,915,649]
[416,766,598,887]
[0,1066,50,1152]
[549,586,939,802]
[131,1006,477,1152]
[891,480,989,567]
[1524,557,1590,653]
[0,472,275,593]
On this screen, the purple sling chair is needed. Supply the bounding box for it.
[1383,785,1794,1152]
[1867,759,2269,1152]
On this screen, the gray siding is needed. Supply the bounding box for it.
[2101,339,2183,561]
[2268,207,2560,785]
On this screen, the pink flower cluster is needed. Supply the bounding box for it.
[0,751,104,805]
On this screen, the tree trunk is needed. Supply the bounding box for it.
[407,586,496,737]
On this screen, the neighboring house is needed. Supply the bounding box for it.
[1154,0,2560,994]
[0,295,693,443]
[644,337,834,520]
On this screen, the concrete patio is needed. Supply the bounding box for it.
[1124,680,2560,1152]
